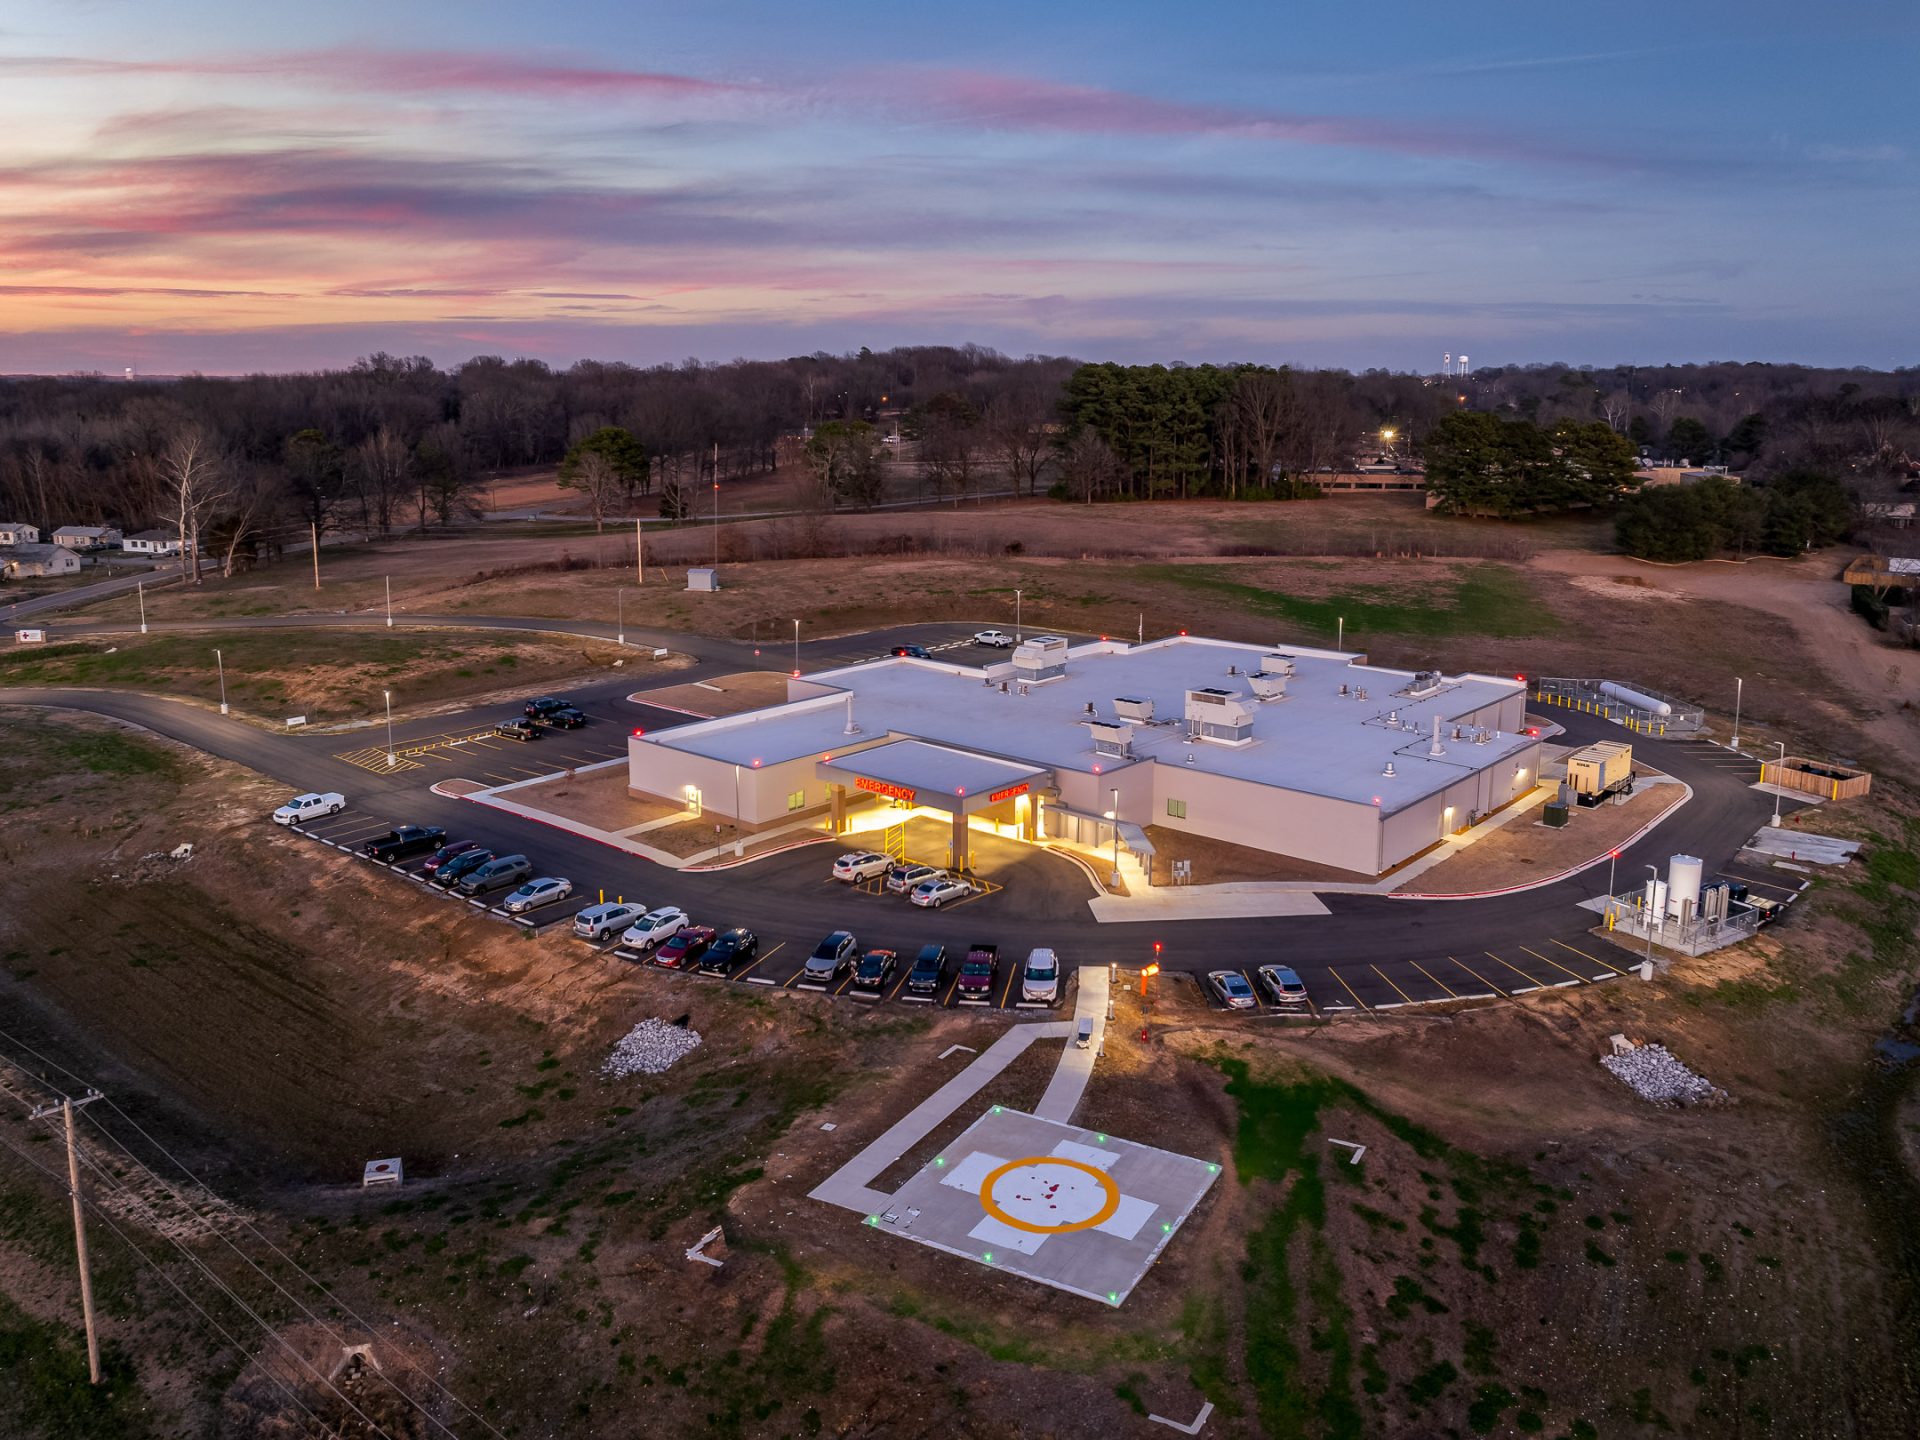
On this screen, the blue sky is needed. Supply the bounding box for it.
[1,0,1914,372]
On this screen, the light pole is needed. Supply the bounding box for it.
[1014,588,1022,644]
[384,689,396,770]
[1607,847,1620,901]
[617,587,625,647]
[1731,676,1742,751]
[1109,786,1121,889]
[1336,615,1344,654]
[792,618,800,676]
[1771,741,1786,828]
[215,648,228,715]
[732,762,743,857]
[137,580,148,635]
[384,575,393,628]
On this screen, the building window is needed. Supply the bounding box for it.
[787,789,806,811]
[1166,798,1187,819]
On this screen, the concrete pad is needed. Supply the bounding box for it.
[872,1108,1219,1306]
[1743,825,1859,866]
[1087,888,1333,922]
[1035,965,1109,1123]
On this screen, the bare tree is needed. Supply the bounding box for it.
[159,428,230,585]
[1598,391,1631,433]
[568,449,622,532]
[352,426,412,536]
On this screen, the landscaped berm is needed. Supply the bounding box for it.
[869,1107,1219,1306]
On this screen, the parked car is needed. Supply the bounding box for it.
[272,791,346,825]
[1020,948,1060,1004]
[523,697,570,719]
[699,927,759,975]
[1255,964,1309,1008]
[543,706,588,729]
[619,906,689,951]
[458,854,533,896]
[421,839,482,874]
[910,875,972,909]
[363,825,447,863]
[852,949,898,989]
[433,847,495,888]
[803,931,858,984]
[502,876,573,914]
[655,925,716,969]
[972,629,1015,648]
[891,643,932,659]
[956,944,999,999]
[906,943,947,993]
[495,718,543,742]
[832,851,892,883]
[573,901,645,940]
[886,862,942,894]
[1207,969,1257,1010]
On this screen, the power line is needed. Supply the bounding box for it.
[0,1128,335,1438]
[0,1028,504,1439]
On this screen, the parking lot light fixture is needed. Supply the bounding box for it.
[1771,741,1786,827]
[215,648,227,715]
[618,586,624,647]
[137,580,148,634]
[1643,863,1659,965]
[793,618,800,676]
[384,689,396,769]
[1014,588,1022,643]
[1731,676,1742,751]
[385,575,393,629]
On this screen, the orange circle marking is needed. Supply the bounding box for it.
[979,1156,1120,1234]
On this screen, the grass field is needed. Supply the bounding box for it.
[0,629,639,722]
[1137,561,1558,641]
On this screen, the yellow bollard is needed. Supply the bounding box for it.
[599,888,605,904]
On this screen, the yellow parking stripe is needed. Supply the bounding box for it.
[1325,965,1371,1012]
[1484,951,1548,991]
[1447,955,1509,998]
[1407,960,1459,999]
[1550,938,1629,977]
[1519,945,1592,985]
[997,968,1018,1008]
[1369,964,1414,1004]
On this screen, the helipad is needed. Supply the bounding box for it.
[867,1108,1220,1305]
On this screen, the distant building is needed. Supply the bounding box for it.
[0,521,41,546]
[0,543,82,579]
[1633,465,1734,488]
[122,529,183,556]
[53,524,121,550]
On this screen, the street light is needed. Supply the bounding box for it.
[1336,615,1344,654]
[137,580,148,635]
[1731,676,1742,751]
[1771,741,1786,828]
[385,575,393,629]
[215,648,228,715]
[1643,863,1660,967]
[1608,847,1621,901]
[384,689,396,770]
[617,587,624,647]
[792,618,801,677]
[1014,588,1022,644]
[1109,786,1121,889]
[732,762,743,857]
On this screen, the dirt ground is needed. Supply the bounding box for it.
[505,764,680,831]
[630,668,796,717]
[1396,774,1679,895]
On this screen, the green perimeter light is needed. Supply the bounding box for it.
[983,1252,994,1264]
[1207,1163,1220,1173]
[1161,1222,1172,1233]
[934,1156,945,1167]
[1108,1292,1120,1304]
[1097,1134,1107,1143]
[865,1216,879,1226]
[992,1105,1003,1114]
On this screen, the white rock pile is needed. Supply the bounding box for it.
[1601,1042,1727,1107]
[603,1018,703,1078]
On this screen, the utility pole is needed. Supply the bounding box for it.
[310,522,321,591]
[31,1091,105,1385]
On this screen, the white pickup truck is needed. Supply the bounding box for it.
[272,792,347,825]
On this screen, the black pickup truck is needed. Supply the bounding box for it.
[363,825,447,863]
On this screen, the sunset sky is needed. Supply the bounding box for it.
[3,1,1915,374]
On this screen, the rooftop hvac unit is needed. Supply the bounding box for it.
[1113,696,1155,724]
[1248,670,1288,700]
[1261,654,1297,678]
[1086,720,1133,758]
[1012,634,1069,684]
[1402,670,1444,698]
[1185,687,1254,744]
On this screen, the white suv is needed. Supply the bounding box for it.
[620,906,689,951]
[574,902,645,940]
[973,630,1015,648]
[1021,948,1060,1004]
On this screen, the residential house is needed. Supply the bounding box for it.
[0,521,41,545]
[122,529,183,556]
[0,543,82,579]
[52,524,122,550]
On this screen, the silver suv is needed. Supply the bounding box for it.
[457,854,533,896]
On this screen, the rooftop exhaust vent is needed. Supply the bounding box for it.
[1087,721,1133,758]
[1382,761,1397,778]
[1113,696,1155,724]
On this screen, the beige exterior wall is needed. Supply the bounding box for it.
[1147,762,1383,875]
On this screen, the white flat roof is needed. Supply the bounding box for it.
[643,636,1533,808]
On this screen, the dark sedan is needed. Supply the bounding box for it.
[699,927,759,976]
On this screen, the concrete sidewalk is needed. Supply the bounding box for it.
[810,1020,1074,1215]
[1035,965,1109,1122]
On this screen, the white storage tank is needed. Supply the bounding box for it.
[1600,680,1670,716]
[1667,854,1703,919]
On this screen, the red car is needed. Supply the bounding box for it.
[421,840,482,874]
[654,926,716,970]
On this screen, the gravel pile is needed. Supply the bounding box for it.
[1601,1043,1726,1107]
[603,1018,703,1078]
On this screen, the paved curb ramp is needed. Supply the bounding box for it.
[810,965,1110,1215]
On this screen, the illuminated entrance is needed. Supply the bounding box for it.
[815,740,1053,875]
